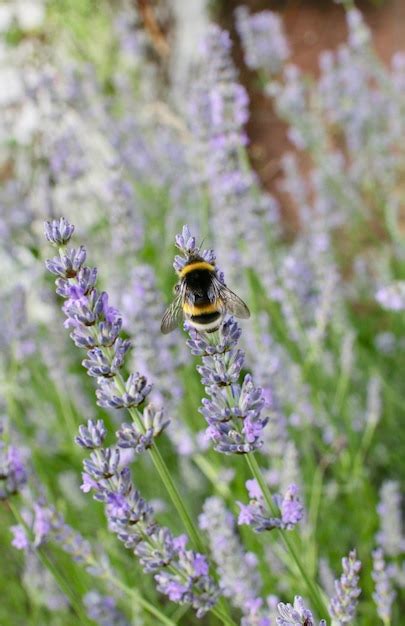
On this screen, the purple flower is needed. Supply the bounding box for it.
[235,6,290,75]
[44,217,75,246]
[277,595,326,625]
[172,226,270,453]
[84,591,130,626]
[375,282,405,312]
[80,473,99,494]
[96,373,152,409]
[33,504,53,546]
[0,436,28,500]
[376,481,405,557]
[280,484,304,528]
[44,219,167,448]
[76,418,219,616]
[45,246,87,279]
[372,549,396,624]
[346,8,370,50]
[237,502,256,525]
[107,492,130,518]
[193,554,209,577]
[160,578,188,602]
[188,26,279,287]
[238,481,303,533]
[199,496,266,621]
[329,549,362,624]
[76,420,107,449]
[11,525,30,550]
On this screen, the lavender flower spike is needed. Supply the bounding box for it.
[372,549,396,625]
[76,419,219,617]
[277,595,326,626]
[176,225,268,453]
[329,549,361,624]
[235,6,290,76]
[377,481,405,557]
[44,218,169,445]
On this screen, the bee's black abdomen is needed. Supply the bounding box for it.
[188,310,222,333]
[190,311,221,325]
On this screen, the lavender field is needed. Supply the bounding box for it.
[1,1,404,625]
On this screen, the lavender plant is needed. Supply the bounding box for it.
[172,225,326,618]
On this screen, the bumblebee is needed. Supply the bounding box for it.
[161,253,250,334]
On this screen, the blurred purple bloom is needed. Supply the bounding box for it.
[375,282,405,312]
[0,435,28,500]
[11,525,30,550]
[188,26,279,287]
[235,6,290,75]
[279,484,304,527]
[246,479,262,500]
[329,549,362,624]
[238,481,303,533]
[33,504,53,546]
[199,496,267,622]
[346,8,370,51]
[372,549,396,624]
[84,591,129,626]
[376,481,405,557]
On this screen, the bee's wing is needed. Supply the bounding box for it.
[160,295,183,334]
[211,277,250,319]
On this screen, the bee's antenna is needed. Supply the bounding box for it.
[198,236,206,251]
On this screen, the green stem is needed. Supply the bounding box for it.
[352,418,378,478]
[193,453,231,500]
[149,442,204,552]
[306,465,326,576]
[113,373,205,553]
[212,607,237,626]
[126,401,205,554]
[245,454,328,619]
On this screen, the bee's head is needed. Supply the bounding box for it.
[185,252,204,265]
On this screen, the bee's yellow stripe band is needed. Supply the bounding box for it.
[179,261,215,277]
[183,301,218,315]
